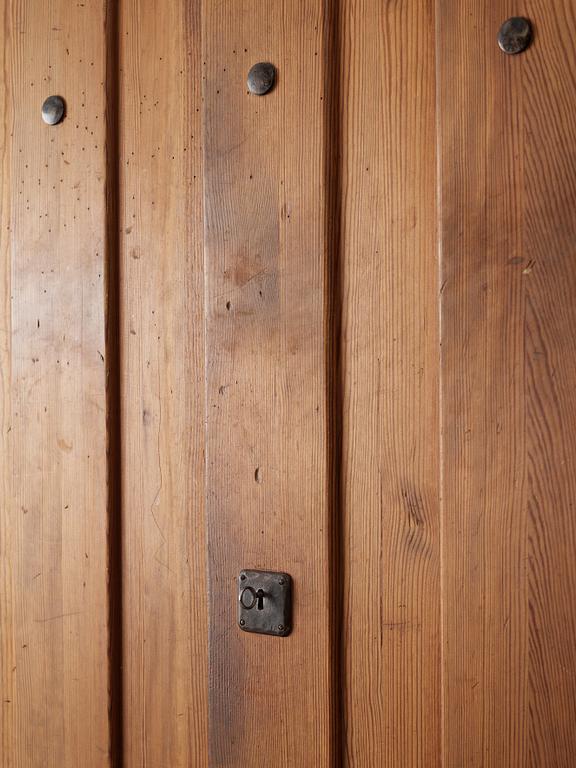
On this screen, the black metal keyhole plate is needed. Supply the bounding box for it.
[238,570,292,637]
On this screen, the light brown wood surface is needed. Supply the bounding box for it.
[0,1,111,766]
[339,1,441,765]
[202,1,335,765]
[439,1,576,765]
[118,0,208,766]
[3,1,576,765]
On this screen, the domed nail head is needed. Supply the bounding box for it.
[42,95,66,125]
[247,62,276,95]
[498,17,533,55]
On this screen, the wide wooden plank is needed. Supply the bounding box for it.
[339,1,441,766]
[119,0,208,765]
[202,1,335,764]
[439,1,576,764]
[0,2,112,766]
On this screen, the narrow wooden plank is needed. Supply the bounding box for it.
[0,2,111,766]
[339,1,441,766]
[439,1,576,764]
[119,0,208,766]
[202,2,334,764]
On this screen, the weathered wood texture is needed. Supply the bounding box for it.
[3,2,576,766]
[119,0,208,765]
[339,1,441,766]
[439,1,576,765]
[202,1,335,765]
[0,1,111,766]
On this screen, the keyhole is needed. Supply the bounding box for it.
[239,585,267,611]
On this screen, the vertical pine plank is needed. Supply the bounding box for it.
[0,1,112,765]
[339,1,441,766]
[202,1,335,764]
[119,0,208,766]
[439,1,576,764]
[522,2,576,760]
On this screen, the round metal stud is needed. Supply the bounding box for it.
[41,95,66,125]
[498,17,533,55]
[247,62,276,95]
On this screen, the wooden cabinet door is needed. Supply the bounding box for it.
[2,1,576,766]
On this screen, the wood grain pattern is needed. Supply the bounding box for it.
[0,1,111,765]
[119,0,208,765]
[439,1,576,764]
[3,2,576,765]
[339,1,441,766]
[202,1,335,765]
